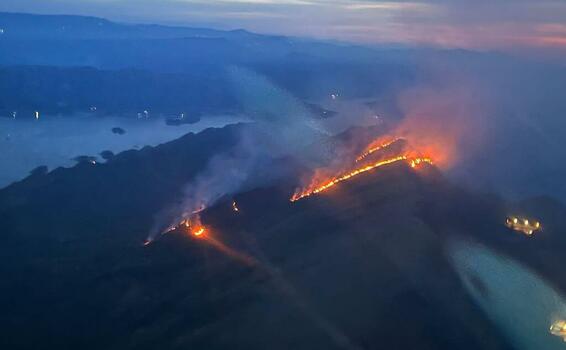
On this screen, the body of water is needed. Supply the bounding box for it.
[0,115,245,189]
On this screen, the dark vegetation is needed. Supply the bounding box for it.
[2,11,566,350]
[1,123,565,349]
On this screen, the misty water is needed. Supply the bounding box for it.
[450,240,566,349]
[0,115,245,189]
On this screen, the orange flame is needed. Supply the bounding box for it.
[291,132,435,202]
[291,155,432,202]
[185,213,207,238]
[410,157,433,168]
[356,137,405,162]
[191,226,206,237]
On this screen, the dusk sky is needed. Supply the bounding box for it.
[1,0,566,52]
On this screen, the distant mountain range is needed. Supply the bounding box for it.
[0,12,415,117]
[0,12,260,40]
[0,11,385,68]
[0,65,240,117]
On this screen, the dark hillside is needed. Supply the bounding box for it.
[3,123,565,349]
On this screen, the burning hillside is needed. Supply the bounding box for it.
[144,206,208,246]
[187,214,207,238]
[355,137,406,162]
[167,212,208,237]
[3,119,566,350]
[291,135,434,202]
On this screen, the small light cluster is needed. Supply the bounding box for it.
[505,216,541,236]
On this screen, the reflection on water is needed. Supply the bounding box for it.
[449,239,566,349]
[0,115,245,188]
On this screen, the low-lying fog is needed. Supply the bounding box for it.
[0,115,245,189]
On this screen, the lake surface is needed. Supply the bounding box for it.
[0,115,245,189]
[450,240,566,350]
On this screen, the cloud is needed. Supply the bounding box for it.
[1,0,565,54]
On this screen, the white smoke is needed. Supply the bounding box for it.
[147,67,330,240]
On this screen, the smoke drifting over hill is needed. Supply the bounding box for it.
[148,68,330,240]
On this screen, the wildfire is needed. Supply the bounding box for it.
[184,213,207,238]
[191,226,206,237]
[410,157,433,168]
[290,133,434,202]
[144,210,209,247]
[356,137,405,162]
[291,155,432,202]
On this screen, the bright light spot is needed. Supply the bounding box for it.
[192,227,206,238]
[550,320,566,341]
[505,216,542,236]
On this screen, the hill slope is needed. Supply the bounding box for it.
[1,123,566,349]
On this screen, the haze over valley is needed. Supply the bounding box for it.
[1,6,566,350]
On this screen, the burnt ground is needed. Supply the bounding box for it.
[1,124,566,349]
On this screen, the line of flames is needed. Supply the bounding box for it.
[144,137,432,246]
[290,155,432,202]
[144,212,207,246]
[355,137,405,162]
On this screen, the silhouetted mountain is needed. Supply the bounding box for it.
[0,13,416,117]
[0,13,414,80]
[0,65,240,116]
[0,12,258,40]
[1,123,565,349]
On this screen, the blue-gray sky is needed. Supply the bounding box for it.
[1,0,566,52]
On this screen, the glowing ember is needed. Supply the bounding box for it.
[183,213,207,238]
[356,137,405,162]
[410,157,433,168]
[505,216,541,236]
[191,226,206,237]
